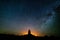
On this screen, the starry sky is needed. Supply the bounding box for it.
[0,0,60,36]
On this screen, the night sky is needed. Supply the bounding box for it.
[0,0,60,36]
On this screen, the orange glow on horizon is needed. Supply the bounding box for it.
[18,27,45,36]
[19,30,39,36]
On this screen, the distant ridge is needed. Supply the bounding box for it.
[0,34,60,40]
[0,31,60,40]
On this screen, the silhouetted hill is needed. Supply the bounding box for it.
[0,34,60,40]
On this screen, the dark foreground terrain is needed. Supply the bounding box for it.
[0,34,60,40]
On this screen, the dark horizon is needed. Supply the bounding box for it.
[0,32,60,40]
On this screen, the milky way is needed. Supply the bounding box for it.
[0,0,60,36]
